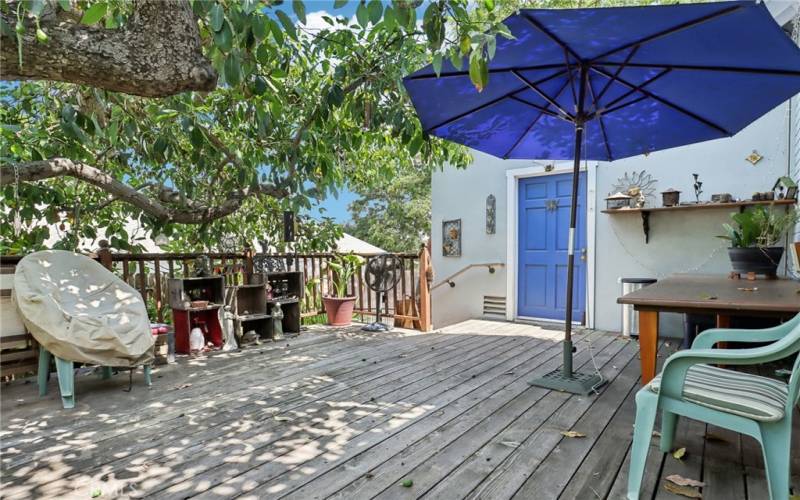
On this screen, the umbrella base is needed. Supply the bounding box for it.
[529,368,605,395]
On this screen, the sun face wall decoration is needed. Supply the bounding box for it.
[610,171,658,208]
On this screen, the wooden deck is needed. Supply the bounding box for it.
[1,320,797,499]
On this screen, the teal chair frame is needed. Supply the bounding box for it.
[38,347,152,409]
[628,313,800,500]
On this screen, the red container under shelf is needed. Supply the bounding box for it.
[173,307,223,354]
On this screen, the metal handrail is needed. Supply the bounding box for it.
[431,262,505,290]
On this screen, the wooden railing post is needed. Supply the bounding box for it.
[243,244,254,283]
[97,240,113,271]
[418,242,432,332]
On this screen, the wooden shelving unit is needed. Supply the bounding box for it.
[601,198,796,243]
[263,271,303,338]
[228,283,270,340]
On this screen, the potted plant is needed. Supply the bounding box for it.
[718,205,799,276]
[322,252,364,326]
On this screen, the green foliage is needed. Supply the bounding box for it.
[2,0,660,255]
[718,206,799,248]
[325,252,364,298]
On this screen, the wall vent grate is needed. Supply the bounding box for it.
[483,296,506,318]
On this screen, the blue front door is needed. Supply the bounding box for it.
[517,172,587,321]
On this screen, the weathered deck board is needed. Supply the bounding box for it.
[0,320,796,500]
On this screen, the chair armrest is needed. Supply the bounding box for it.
[691,313,800,349]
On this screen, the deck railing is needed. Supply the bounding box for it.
[1,245,432,330]
[0,245,432,378]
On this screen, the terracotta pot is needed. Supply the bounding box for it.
[323,296,356,326]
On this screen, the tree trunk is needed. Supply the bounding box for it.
[0,0,217,97]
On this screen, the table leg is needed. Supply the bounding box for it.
[715,314,730,366]
[639,311,659,385]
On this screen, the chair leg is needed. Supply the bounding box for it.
[37,348,51,397]
[101,367,113,380]
[659,410,679,453]
[143,365,152,386]
[760,421,791,500]
[627,389,659,500]
[53,356,75,409]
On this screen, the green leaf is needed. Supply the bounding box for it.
[213,20,233,52]
[367,0,382,24]
[268,18,284,45]
[383,6,396,31]
[224,54,242,86]
[432,52,442,76]
[449,49,463,71]
[356,1,369,28]
[460,35,471,56]
[327,84,344,107]
[408,133,423,156]
[81,2,107,25]
[469,56,488,92]
[276,10,297,41]
[190,126,205,149]
[210,3,225,32]
[252,15,268,40]
[57,0,71,11]
[293,0,306,25]
[333,0,348,8]
[484,0,495,11]
[35,28,48,43]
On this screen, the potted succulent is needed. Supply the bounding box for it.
[322,252,364,326]
[718,205,799,276]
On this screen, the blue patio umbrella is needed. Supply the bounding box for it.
[404,1,800,394]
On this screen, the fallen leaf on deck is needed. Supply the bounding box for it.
[652,430,662,438]
[705,432,729,443]
[500,441,521,448]
[737,287,758,292]
[173,383,192,390]
[672,447,687,460]
[699,295,718,300]
[788,495,800,500]
[666,474,705,487]
[273,416,292,422]
[91,489,102,498]
[560,431,586,438]
[401,479,413,488]
[664,482,702,498]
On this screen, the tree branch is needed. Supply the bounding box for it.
[1,158,288,224]
[0,0,217,97]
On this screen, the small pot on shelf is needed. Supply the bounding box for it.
[661,188,681,207]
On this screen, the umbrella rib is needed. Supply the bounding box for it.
[521,12,582,62]
[511,70,575,120]
[563,48,579,110]
[593,68,671,114]
[508,95,560,118]
[589,3,744,63]
[586,77,613,161]
[422,69,568,133]
[599,94,649,116]
[503,79,573,159]
[592,61,800,77]
[590,66,732,136]
[595,45,640,104]
[404,64,565,81]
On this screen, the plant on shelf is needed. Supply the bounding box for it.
[322,253,365,327]
[718,205,799,277]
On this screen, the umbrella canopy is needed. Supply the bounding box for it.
[403,1,800,394]
[404,1,800,161]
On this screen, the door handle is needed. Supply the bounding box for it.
[580,248,587,261]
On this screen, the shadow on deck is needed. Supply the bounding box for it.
[0,320,797,499]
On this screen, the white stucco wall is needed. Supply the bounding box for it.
[432,102,793,332]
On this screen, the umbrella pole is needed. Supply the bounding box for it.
[529,65,605,396]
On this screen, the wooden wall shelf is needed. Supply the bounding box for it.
[601,199,796,243]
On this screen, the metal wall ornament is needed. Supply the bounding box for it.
[611,171,657,208]
[442,219,462,257]
[486,194,496,234]
[745,150,763,165]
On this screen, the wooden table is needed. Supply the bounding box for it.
[617,274,800,384]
